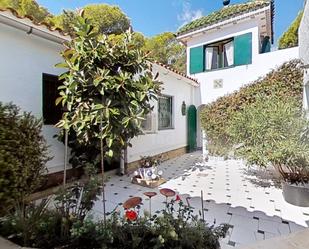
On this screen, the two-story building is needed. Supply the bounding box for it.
[177,0,299,105]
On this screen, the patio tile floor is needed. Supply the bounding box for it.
[91,151,309,248]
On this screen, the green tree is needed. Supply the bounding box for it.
[56,13,161,168]
[143,32,186,73]
[0,103,50,215]
[278,11,303,49]
[51,4,130,36]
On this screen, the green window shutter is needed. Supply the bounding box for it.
[234,32,252,66]
[190,46,204,74]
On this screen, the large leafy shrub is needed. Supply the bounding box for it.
[0,103,50,215]
[200,60,303,156]
[229,95,309,184]
[56,12,161,167]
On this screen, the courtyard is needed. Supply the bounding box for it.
[92,152,309,248]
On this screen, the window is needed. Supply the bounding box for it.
[205,39,234,70]
[189,32,252,74]
[158,95,173,130]
[42,73,63,125]
[141,112,156,133]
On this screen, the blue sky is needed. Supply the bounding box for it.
[37,0,304,43]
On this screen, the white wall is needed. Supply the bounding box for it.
[127,66,199,163]
[300,0,309,66]
[0,23,66,173]
[186,19,299,105]
[300,0,309,110]
[197,47,299,104]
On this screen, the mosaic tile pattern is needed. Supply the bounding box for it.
[91,152,309,248]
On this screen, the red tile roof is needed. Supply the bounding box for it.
[153,61,199,85]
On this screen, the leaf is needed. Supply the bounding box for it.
[55,97,63,106]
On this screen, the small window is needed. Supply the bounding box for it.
[158,95,173,130]
[42,73,63,125]
[205,39,234,70]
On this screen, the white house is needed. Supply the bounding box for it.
[176,0,299,105]
[0,8,201,181]
[127,62,200,170]
[300,0,309,110]
[0,8,70,177]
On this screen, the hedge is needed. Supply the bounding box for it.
[200,60,304,155]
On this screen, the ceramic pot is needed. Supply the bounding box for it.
[282,182,309,207]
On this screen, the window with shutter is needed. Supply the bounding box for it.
[42,73,63,125]
[234,32,252,66]
[189,46,204,74]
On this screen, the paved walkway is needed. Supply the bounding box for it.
[91,152,309,248]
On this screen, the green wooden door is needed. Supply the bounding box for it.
[187,105,197,152]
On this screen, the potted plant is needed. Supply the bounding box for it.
[229,95,309,207]
[132,155,165,187]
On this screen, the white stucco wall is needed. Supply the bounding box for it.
[127,65,200,163]
[186,19,299,105]
[300,0,309,66]
[0,23,66,173]
[300,0,309,110]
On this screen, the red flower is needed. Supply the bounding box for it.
[175,195,181,202]
[125,210,138,221]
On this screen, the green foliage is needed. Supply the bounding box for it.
[278,11,303,49]
[0,166,101,248]
[49,4,130,36]
[0,102,50,215]
[200,60,303,156]
[1,184,228,249]
[143,32,186,73]
[0,0,19,9]
[139,155,162,168]
[0,0,51,22]
[56,14,161,163]
[83,4,130,35]
[229,95,309,184]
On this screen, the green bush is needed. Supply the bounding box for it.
[229,95,309,184]
[278,11,303,50]
[1,184,228,249]
[200,60,303,156]
[0,103,50,215]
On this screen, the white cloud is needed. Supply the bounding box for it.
[177,1,203,27]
